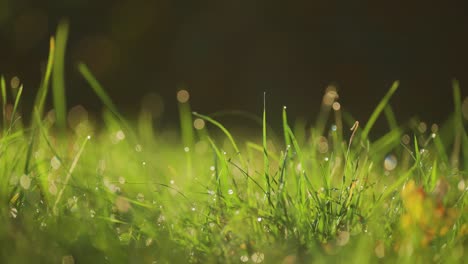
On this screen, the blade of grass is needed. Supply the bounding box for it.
[361,81,399,141]
[192,112,245,167]
[53,135,91,215]
[283,106,292,159]
[263,92,272,206]
[384,104,398,131]
[78,63,119,116]
[9,85,23,131]
[177,87,194,177]
[51,21,69,131]
[1,75,6,133]
[33,37,55,121]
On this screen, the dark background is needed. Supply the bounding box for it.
[0,0,467,133]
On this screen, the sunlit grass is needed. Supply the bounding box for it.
[0,26,467,263]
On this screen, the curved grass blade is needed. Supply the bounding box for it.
[192,112,245,166]
[33,37,55,121]
[51,21,69,131]
[361,81,399,141]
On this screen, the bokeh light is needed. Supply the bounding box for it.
[177,90,190,103]
[193,118,205,130]
[10,76,20,89]
[384,154,398,171]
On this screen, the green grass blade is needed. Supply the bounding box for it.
[361,81,399,140]
[384,104,398,131]
[34,37,55,120]
[78,63,119,115]
[263,93,271,202]
[52,135,91,215]
[9,85,23,131]
[192,112,245,166]
[51,21,69,131]
[282,106,292,159]
[1,75,6,132]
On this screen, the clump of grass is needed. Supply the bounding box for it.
[0,25,467,263]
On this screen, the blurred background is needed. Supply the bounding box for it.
[0,0,467,134]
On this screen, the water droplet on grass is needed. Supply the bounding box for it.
[184,147,190,152]
[193,118,205,130]
[137,193,145,202]
[20,174,31,189]
[375,241,385,258]
[177,90,190,103]
[210,166,215,171]
[384,154,398,171]
[257,217,262,222]
[251,252,265,263]
[118,177,126,184]
[50,156,61,170]
[170,180,174,185]
[10,208,17,218]
[116,130,125,141]
[146,238,153,246]
[228,189,234,195]
[458,180,466,191]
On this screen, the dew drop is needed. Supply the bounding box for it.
[116,130,125,141]
[118,177,126,184]
[20,174,31,190]
[10,207,18,218]
[251,252,265,263]
[50,156,61,170]
[384,154,398,171]
[135,144,142,152]
[458,180,465,191]
[228,189,234,195]
[137,193,145,202]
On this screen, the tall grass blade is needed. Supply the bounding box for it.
[34,37,55,120]
[361,81,399,140]
[51,21,69,131]
[1,76,6,133]
[192,112,245,166]
[263,93,272,205]
[78,63,119,116]
[52,135,90,215]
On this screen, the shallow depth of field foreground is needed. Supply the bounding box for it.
[1,32,467,263]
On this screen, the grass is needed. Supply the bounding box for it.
[0,27,467,264]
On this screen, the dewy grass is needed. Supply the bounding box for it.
[0,26,467,264]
